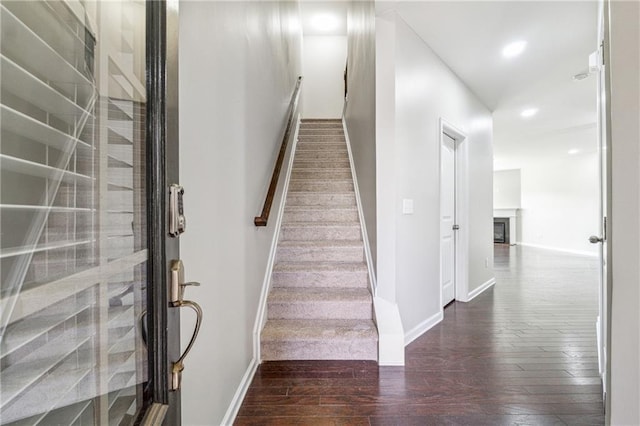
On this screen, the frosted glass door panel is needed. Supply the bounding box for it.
[0,1,149,424]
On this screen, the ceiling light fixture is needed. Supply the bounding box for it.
[502,40,527,58]
[520,108,538,118]
[573,71,590,81]
[568,149,580,155]
[311,14,339,32]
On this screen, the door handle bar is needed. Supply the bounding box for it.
[171,299,203,391]
[169,259,203,391]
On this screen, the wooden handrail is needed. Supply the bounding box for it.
[254,76,302,227]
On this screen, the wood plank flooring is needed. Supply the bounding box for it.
[236,245,604,425]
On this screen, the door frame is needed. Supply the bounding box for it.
[141,0,181,424]
[598,0,613,419]
[438,118,469,307]
[594,0,611,410]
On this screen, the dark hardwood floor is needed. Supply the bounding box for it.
[235,245,604,425]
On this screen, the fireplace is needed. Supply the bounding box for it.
[494,217,510,244]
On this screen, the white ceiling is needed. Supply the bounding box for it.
[395,1,599,170]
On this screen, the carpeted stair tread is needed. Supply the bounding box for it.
[262,319,378,342]
[268,287,371,303]
[286,192,356,206]
[280,222,362,241]
[273,261,368,273]
[267,288,372,320]
[277,240,363,248]
[271,261,369,288]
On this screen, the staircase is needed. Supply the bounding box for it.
[261,119,378,361]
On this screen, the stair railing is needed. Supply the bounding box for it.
[254,76,303,226]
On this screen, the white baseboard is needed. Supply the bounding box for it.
[464,277,495,302]
[404,310,443,346]
[220,357,258,426]
[517,242,598,258]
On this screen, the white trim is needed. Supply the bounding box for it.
[342,118,377,293]
[404,310,443,346]
[463,277,495,303]
[220,358,258,426]
[518,242,598,258]
[373,296,405,365]
[438,118,469,307]
[252,114,302,362]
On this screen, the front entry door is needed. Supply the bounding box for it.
[0,1,182,424]
[441,132,457,307]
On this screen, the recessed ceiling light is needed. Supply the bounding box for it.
[573,71,590,81]
[568,149,580,155]
[502,40,527,58]
[520,108,538,118]
[311,14,339,32]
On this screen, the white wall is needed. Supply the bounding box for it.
[302,35,346,118]
[518,139,599,256]
[494,169,521,209]
[609,0,640,423]
[376,12,494,339]
[179,2,302,424]
[345,0,377,269]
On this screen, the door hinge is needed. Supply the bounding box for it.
[452,224,460,231]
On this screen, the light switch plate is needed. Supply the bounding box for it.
[402,199,414,215]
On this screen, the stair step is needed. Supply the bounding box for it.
[291,169,352,180]
[288,179,353,192]
[283,206,358,223]
[301,118,342,123]
[281,222,361,241]
[261,319,378,361]
[300,120,342,127]
[293,159,351,169]
[299,129,344,135]
[267,288,372,320]
[272,261,369,288]
[295,150,349,160]
[286,192,356,207]
[296,143,347,151]
[276,240,364,263]
[297,136,346,143]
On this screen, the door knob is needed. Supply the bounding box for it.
[589,235,604,244]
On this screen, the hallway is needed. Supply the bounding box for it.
[235,246,603,425]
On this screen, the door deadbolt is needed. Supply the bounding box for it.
[169,184,186,237]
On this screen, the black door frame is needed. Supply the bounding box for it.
[140,0,181,423]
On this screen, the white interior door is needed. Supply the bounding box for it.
[441,133,456,307]
[593,4,610,400]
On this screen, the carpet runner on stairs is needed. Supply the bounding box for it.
[261,118,378,361]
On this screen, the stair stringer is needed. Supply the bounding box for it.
[341,117,405,366]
